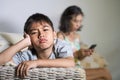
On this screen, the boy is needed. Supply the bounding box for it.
[0,13,75,77]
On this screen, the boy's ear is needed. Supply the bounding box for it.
[53,31,57,39]
[23,32,28,38]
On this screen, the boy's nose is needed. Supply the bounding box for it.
[38,31,44,38]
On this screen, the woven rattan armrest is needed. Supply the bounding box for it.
[0,65,86,80]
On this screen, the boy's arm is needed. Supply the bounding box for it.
[0,36,31,65]
[37,57,75,67]
[17,56,75,78]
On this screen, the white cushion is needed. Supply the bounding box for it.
[0,35,10,45]
[0,32,23,45]
[0,32,28,51]
[0,35,10,52]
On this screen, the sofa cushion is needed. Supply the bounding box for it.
[76,43,108,68]
[0,32,27,51]
[0,32,23,45]
[80,52,108,68]
[0,35,10,52]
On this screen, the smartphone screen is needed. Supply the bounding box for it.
[89,44,97,49]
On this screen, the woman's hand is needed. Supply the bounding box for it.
[81,48,94,56]
[74,48,94,60]
[16,60,37,78]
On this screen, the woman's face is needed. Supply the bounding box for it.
[70,14,83,31]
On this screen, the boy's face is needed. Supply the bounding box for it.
[29,22,56,50]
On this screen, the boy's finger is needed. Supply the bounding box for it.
[17,64,22,77]
[22,65,28,78]
[24,66,29,77]
[20,64,25,78]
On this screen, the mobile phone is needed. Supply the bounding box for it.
[89,44,97,49]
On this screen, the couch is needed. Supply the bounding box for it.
[0,32,86,80]
[0,32,108,79]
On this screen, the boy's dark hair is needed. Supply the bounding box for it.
[24,13,54,34]
[59,5,84,33]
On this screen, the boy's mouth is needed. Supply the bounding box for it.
[39,38,47,43]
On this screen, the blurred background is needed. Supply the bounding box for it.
[0,0,120,79]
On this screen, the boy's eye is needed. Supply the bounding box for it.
[44,29,49,31]
[30,31,38,35]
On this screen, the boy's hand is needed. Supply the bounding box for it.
[23,33,31,46]
[16,60,37,78]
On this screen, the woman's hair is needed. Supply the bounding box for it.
[59,5,84,33]
[24,13,54,34]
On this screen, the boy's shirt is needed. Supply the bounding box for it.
[13,39,73,65]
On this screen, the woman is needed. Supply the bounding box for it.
[57,5,112,80]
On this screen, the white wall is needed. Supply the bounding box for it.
[0,0,81,33]
[79,1,120,80]
[0,0,120,80]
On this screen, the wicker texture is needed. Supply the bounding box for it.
[0,65,86,80]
